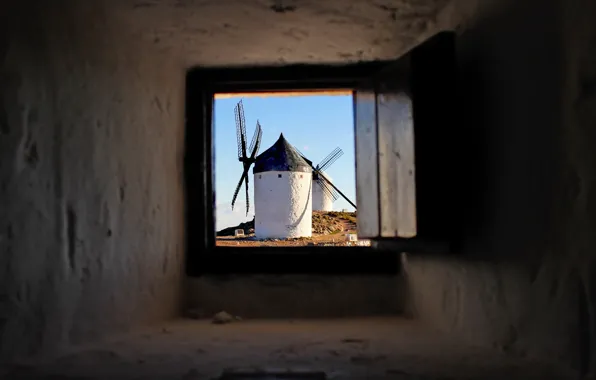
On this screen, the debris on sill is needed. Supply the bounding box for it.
[212,311,242,324]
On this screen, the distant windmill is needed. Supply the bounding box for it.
[312,147,343,211]
[231,100,263,216]
[297,147,357,211]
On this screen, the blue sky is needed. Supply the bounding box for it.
[214,94,355,230]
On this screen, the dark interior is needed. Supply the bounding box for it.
[1,0,595,379]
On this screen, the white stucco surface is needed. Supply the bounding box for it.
[312,173,334,211]
[254,171,312,239]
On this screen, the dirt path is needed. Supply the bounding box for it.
[340,218,357,232]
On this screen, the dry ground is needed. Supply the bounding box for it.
[215,231,361,247]
[216,211,362,247]
[1,317,573,380]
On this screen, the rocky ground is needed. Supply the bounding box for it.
[216,211,367,247]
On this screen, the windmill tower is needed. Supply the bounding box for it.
[310,147,343,211]
[253,133,313,239]
[297,147,358,213]
[230,100,263,217]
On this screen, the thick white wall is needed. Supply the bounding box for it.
[402,0,596,374]
[254,171,312,239]
[0,1,185,360]
[312,173,334,211]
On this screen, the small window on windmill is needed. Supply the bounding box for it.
[212,91,359,248]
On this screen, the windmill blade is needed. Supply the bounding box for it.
[319,178,339,201]
[244,172,250,216]
[238,101,247,150]
[319,178,339,202]
[248,120,260,155]
[234,101,248,159]
[231,168,249,210]
[317,171,357,209]
[254,121,263,156]
[317,178,335,201]
[249,121,263,159]
[317,147,341,169]
[234,105,243,159]
[331,188,340,201]
[318,147,344,172]
[319,147,340,165]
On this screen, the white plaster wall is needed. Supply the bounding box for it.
[0,0,452,363]
[0,0,185,360]
[403,0,596,373]
[312,173,334,211]
[120,0,452,67]
[254,171,312,239]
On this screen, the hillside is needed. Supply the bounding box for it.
[216,211,357,237]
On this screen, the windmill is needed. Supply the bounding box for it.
[297,147,357,211]
[312,147,343,209]
[231,100,263,216]
[252,133,314,239]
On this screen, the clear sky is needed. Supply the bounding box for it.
[214,94,355,231]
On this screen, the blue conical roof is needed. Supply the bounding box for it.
[253,133,312,174]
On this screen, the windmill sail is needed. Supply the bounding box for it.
[231,100,263,216]
[250,121,263,159]
[302,146,356,210]
[318,147,343,172]
[316,170,356,209]
[231,173,246,211]
[235,101,247,159]
[318,178,339,201]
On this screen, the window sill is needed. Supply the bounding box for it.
[187,246,401,275]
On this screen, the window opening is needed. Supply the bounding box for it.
[213,91,364,248]
[184,33,457,276]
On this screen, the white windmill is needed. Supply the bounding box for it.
[297,146,358,213]
[252,133,313,239]
[230,100,357,239]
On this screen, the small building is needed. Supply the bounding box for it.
[253,133,313,239]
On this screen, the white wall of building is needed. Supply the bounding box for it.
[254,171,312,239]
[312,172,334,211]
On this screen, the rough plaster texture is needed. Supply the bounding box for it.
[4,0,596,377]
[254,171,312,239]
[0,0,185,361]
[400,0,596,375]
[312,173,334,211]
[0,0,454,363]
[121,0,453,67]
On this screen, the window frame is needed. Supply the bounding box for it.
[184,31,458,276]
[185,62,403,276]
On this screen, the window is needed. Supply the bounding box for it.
[184,31,458,275]
[213,92,359,249]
